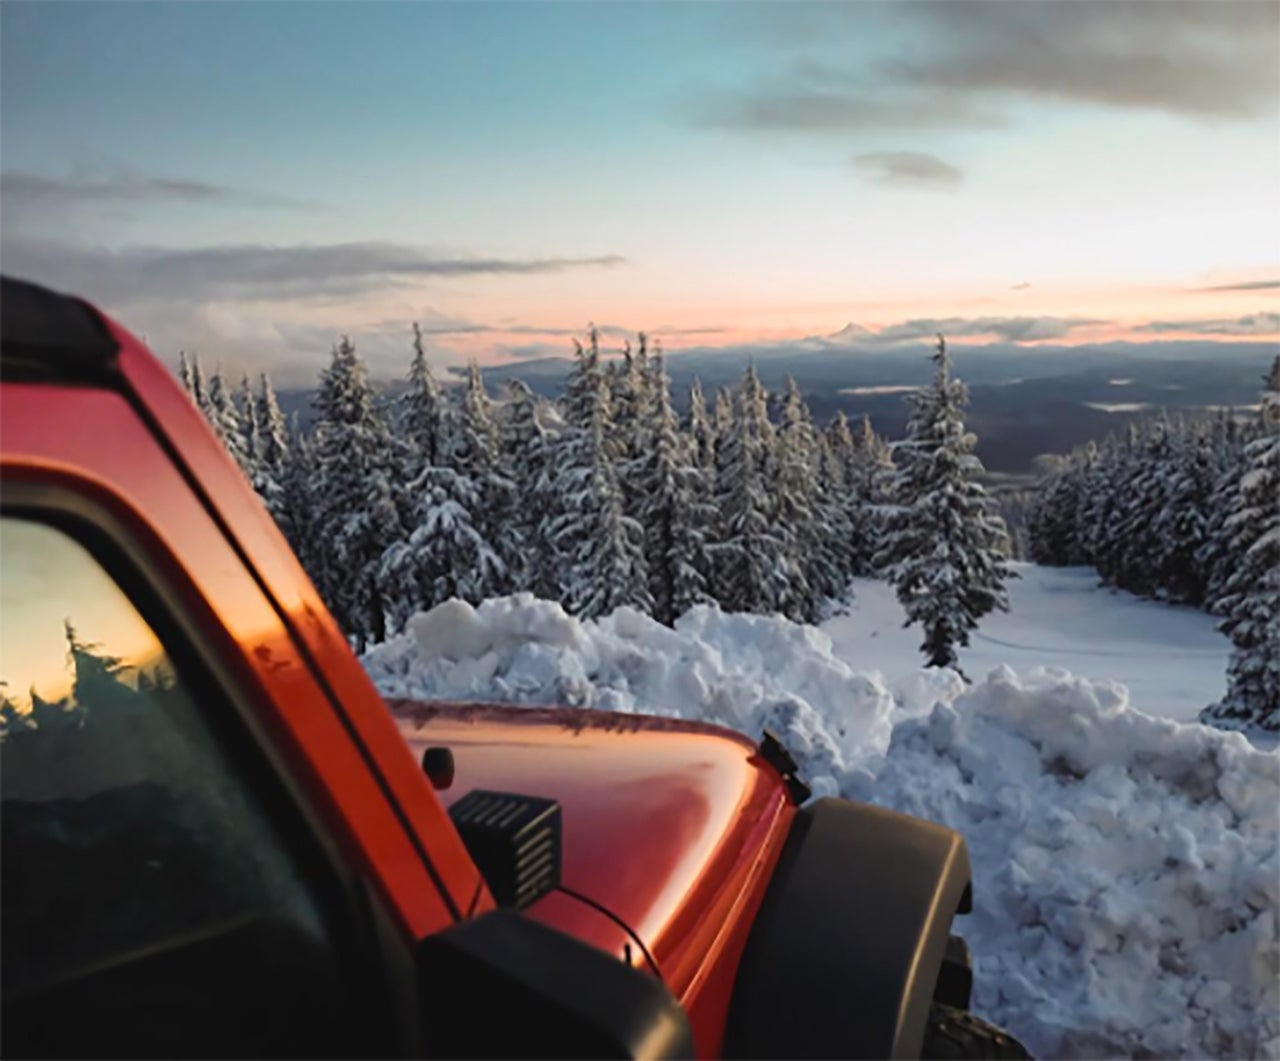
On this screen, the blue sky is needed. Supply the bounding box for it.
[2,1,1277,382]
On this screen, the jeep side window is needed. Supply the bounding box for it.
[0,516,363,1057]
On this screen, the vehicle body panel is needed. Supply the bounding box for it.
[391,700,796,1056]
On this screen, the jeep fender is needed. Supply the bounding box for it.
[724,797,972,1059]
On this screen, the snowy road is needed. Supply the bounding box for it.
[823,563,1230,722]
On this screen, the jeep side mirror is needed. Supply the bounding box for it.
[416,909,693,1059]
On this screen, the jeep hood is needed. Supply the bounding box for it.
[388,700,793,997]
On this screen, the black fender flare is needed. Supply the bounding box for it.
[725,797,972,1059]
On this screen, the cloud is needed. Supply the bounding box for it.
[692,82,1003,132]
[692,2,1277,138]
[853,151,962,187]
[1136,313,1280,337]
[0,169,318,211]
[0,235,629,304]
[892,1,1278,119]
[1194,279,1280,293]
[1011,282,1032,291]
[858,316,1104,344]
[496,341,571,361]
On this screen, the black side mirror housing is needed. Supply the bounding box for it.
[416,909,693,1059]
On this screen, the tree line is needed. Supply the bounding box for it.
[179,330,1013,672]
[1028,356,1279,733]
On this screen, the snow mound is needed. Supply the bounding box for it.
[363,596,1280,1060]
[366,594,903,795]
[874,666,1279,1059]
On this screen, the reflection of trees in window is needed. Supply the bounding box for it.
[1,620,176,745]
[4,615,320,1001]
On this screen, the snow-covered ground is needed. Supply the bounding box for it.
[363,568,1278,1060]
[828,563,1232,724]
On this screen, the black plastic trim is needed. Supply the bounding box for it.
[724,797,972,1060]
[417,909,694,1059]
[1,276,120,384]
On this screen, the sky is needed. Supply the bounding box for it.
[2,1,1277,384]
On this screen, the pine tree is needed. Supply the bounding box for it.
[845,414,894,575]
[812,431,855,604]
[277,418,319,580]
[1198,411,1246,608]
[1029,445,1095,566]
[547,332,650,618]
[713,387,734,445]
[398,322,446,474]
[499,378,549,593]
[822,412,859,578]
[686,378,717,473]
[876,337,1014,672]
[236,373,263,483]
[178,350,195,398]
[442,361,516,594]
[1112,416,1174,597]
[379,466,506,627]
[206,369,251,472]
[771,377,821,621]
[250,373,291,525]
[311,337,407,648]
[712,366,788,614]
[1153,421,1213,604]
[610,334,654,526]
[1201,356,1280,733]
[191,355,209,415]
[638,351,714,624]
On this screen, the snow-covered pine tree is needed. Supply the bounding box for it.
[847,414,895,575]
[771,377,822,621]
[610,333,653,450]
[255,373,290,475]
[276,415,317,576]
[687,378,717,473]
[1201,356,1280,733]
[398,322,446,475]
[610,333,655,526]
[547,331,650,618]
[876,337,1014,672]
[1029,444,1095,566]
[822,412,859,576]
[1197,410,1246,609]
[251,373,290,525]
[310,336,408,648]
[499,377,550,594]
[379,465,505,629]
[712,365,787,614]
[440,361,516,596]
[1152,420,1214,605]
[713,387,734,445]
[814,430,855,602]
[178,350,195,398]
[1092,424,1144,587]
[1072,433,1114,573]
[236,373,262,480]
[638,351,714,624]
[205,369,251,472]
[1113,416,1175,597]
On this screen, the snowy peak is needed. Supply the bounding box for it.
[826,321,877,344]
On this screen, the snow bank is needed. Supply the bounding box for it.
[874,667,1279,1059]
[363,595,1280,1060]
